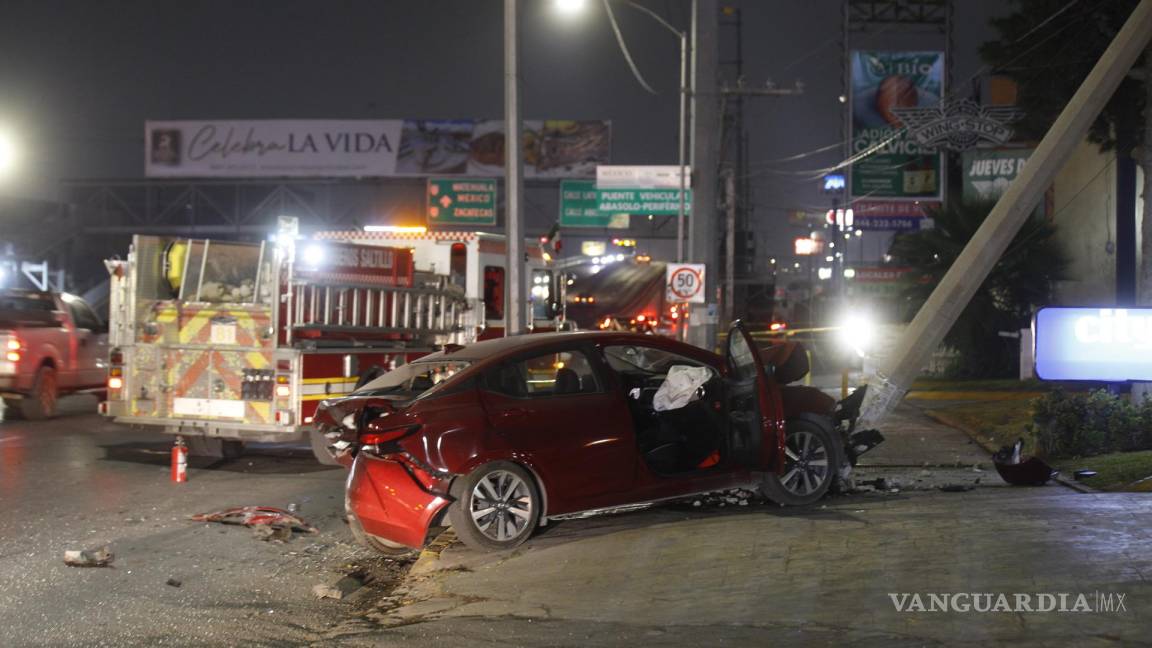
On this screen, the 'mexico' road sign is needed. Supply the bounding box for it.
[666,263,705,304]
[427,178,497,226]
[596,188,692,215]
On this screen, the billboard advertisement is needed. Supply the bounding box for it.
[1035,307,1152,381]
[146,119,611,179]
[961,147,1034,201]
[850,51,944,201]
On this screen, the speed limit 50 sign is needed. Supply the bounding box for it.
[666,263,706,304]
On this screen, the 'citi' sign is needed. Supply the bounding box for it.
[1035,308,1152,381]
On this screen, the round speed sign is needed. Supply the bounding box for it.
[666,264,705,304]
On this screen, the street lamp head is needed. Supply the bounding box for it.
[554,0,587,14]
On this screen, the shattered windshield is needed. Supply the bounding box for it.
[354,360,472,398]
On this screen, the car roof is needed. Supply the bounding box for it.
[432,331,722,364]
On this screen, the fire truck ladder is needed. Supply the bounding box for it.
[284,276,468,344]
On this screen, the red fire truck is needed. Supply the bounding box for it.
[99,230,554,463]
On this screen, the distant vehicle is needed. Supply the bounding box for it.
[100,231,560,461]
[314,323,883,554]
[0,289,108,419]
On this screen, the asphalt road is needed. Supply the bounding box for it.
[0,396,404,647]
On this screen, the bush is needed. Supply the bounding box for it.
[1031,389,1152,459]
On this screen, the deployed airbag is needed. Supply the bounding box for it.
[652,365,713,412]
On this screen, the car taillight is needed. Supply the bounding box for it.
[360,423,421,454]
[109,348,124,366]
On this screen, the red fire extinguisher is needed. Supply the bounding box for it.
[172,436,188,483]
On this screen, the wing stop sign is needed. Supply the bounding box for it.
[1035,307,1152,381]
[666,264,705,304]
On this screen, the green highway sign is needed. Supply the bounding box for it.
[427,178,497,226]
[596,188,692,215]
[559,180,610,227]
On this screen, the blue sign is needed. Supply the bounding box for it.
[1035,307,1152,381]
[823,174,846,192]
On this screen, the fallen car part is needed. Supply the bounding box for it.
[1073,470,1098,481]
[992,438,1055,486]
[190,506,318,534]
[63,546,114,568]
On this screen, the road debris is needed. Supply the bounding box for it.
[63,546,114,568]
[993,438,1055,486]
[166,578,182,588]
[190,506,319,539]
[1073,470,1098,481]
[312,571,370,601]
[938,484,975,493]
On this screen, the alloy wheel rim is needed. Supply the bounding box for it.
[779,430,829,496]
[470,470,533,542]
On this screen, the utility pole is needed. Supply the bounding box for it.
[723,168,736,327]
[860,0,1152,426]
[688,0,718,350]
[504,0,525,335]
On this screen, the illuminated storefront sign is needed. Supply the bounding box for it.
[1035,307,1152,381]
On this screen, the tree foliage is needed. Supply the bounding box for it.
[980,0,1146,153]
[889,200,1066,377]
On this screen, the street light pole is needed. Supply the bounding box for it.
[504,0,525,336]
[677,31,687,263]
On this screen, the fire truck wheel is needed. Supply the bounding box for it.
[20,366,58,420]
[309,429,341,466]
[3,399,25,420]
[186,436,245,458]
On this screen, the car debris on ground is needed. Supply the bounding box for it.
[992,439,1055,486]
[312,570,371,601]
[190,506,319,540]
[63,546,114,568]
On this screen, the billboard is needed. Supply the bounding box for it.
[850,51,944,201]
[962,147,1034,201]
[1035,307,1152,381]
[145,119,611,179]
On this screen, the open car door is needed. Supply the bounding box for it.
[724,321,784,472]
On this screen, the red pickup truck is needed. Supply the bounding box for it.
[0,289,108,419]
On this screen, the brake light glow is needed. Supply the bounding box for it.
[5,339,20,350]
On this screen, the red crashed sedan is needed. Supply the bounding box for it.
[314,324,880,553]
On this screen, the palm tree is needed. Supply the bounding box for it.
[888,199,1065,377]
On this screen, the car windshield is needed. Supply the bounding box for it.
[602,345,711,376]
[354,360,471,398]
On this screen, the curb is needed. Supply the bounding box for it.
[906,390,1045,402]
[922,409,1097,494]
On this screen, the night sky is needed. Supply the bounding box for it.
[0,0,1009,262]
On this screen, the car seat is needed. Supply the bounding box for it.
[554,368,581,395]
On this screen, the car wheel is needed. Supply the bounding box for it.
[309,429,341,466]
[760,418,840,506]
[347,512,414,556]
[20,366,58,420]
[448,462,540,551]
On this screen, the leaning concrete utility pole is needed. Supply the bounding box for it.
[860,0,1152,426]
[504,0,525,335]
